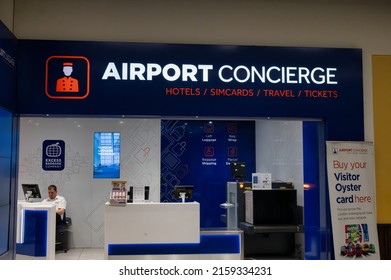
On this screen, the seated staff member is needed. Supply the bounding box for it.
[42,184,67,225]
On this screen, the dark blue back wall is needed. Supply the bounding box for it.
[161,120,255,227]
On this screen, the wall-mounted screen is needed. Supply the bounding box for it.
[93,132,120,178]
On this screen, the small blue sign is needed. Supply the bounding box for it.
[42,140,65,171]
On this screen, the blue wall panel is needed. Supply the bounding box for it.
[0,20,17,260]
[0,21,17,111]
[0,205,10,255]
[16,210,48,257]
[0,108,13,258]
[0,109,12,158]
[303,121,332,259]
[0,158,11,206]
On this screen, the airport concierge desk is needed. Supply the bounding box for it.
[104,202,243,259]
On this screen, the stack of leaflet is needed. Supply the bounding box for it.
[109,181,127,206]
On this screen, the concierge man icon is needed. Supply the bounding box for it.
[56,62,79,92]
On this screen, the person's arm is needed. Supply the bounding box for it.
[57,207,65,216]
[57,196,66,216]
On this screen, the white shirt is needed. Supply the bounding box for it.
[42,195,67,219]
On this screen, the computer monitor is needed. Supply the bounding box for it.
[22,184,42,202]
[172,185,193,202]
[230,162,246,180]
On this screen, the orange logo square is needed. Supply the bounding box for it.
[45,56,90,99]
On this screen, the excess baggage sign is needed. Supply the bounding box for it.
[42,140,65,171]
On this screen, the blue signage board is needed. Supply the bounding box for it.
[16,40,364,141]
[42,140,65,171]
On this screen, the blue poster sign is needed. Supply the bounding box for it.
[93,132,120,179]
[42,140,65,171]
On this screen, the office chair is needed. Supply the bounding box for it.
[56,211,72,253]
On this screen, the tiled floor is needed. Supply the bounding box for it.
[55,248,104,260]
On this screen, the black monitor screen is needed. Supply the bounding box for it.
[251,189,298,225]
[22,184,42,199]
[230,162,246,180]
[172,185,193,199]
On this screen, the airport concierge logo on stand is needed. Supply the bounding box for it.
[42,140,65,171]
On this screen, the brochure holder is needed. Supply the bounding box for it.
[109,181,127,206]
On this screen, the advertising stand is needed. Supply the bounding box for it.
[326,141,380,259]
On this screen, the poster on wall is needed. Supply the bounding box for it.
[326,141,380,259]
[93,132,120,179]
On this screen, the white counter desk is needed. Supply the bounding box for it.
[104,202,243,260]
